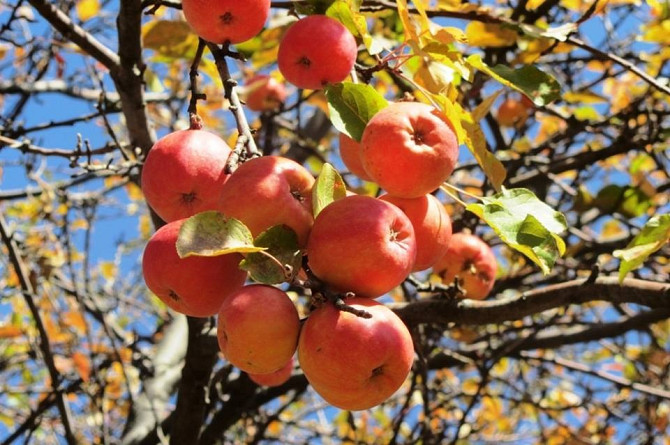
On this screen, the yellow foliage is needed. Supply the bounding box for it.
[0,325,23,339]
[465,22,518,47]
[76,0,100,22]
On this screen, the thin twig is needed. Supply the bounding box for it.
[0,214,78,444]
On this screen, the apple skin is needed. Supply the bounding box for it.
[218,156,315,247]
[496,98,529,127]
[142,219,247,317]
[248,356,294,387]
[380,194,452,271]
[298,298,414,411]
[277,15,357,90]
[181,0,270,44]
[141,129,233,222]
[361,101,459,198]
[217,284,300,374]
[307,195,416,298]
[339,133,372,181]
[244,75,287,112]
[432,232,497,300]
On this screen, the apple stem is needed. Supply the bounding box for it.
[334,297,372,319]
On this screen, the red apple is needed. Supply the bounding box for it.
[248,357,294,387]
[307,195,416,298]
[217,284,300,374]
[432,232,497,300]
[361,101,459,198]
[181,0,270,44]
[218,156,315,246]
[338,133,371,181]
[141,128,232,222]
[142,219,247,317]
[277,15,358,90]
[298,298,414,411]
[244,74,287,112]
[380,194,452,271]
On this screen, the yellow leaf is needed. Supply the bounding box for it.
[76,0,100,22]
[563,91,608,104]
[396,0,419,42]
[142,20,199,59]
[125,183,143,201]
[0,325,22,339]
[465,22,518,48]
[62,311,87,336]
[99,261,116,281]
[72,352,91,382]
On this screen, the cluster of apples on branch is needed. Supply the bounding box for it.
[140,0,498,410]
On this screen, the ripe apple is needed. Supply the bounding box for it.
[496,98,529,128]
[360,101,459,198]
[432,232,497,300]
[380,194,452,271]
[217,284,300,374]
[141,128,233,222]
[298,298,414,411]
[248,357,294,387]
[307,195,416,298]
[277,15,358,90]
[338,133,371,181]
[218,156,315,246]
[244,74,287,112]
[142,219,247,317]
[181,0,270,44]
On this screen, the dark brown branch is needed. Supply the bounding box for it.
[169,317,220,444]
[0,214,77,444]
[392,277,670,326]
[25,0,120,70]
[205,42,259,169]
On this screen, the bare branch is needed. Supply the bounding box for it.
[392,277,670,326]
[26,0,120,70]
[0,214,77,444]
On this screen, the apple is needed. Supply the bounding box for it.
[307,195,416,298]
[496,98,529,128]
[142,219,247,317]
[360,101,459,198]
[277,15,358,90]
[244,74,287,112]
[248,356,294,387]
[432,232,497,300]
[181,0,270,44]
[338,133,371,181]
[217,284,300,374]
[298,298,414,411]
[141,128,233,222]
[218,156,315,246]
[380,193,452,271]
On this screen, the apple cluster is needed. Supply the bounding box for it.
[139,5,498,410]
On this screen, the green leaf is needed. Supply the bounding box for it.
[326,1,381,54]
[466,55,561,106]
[613,214,670,282]
[594,184,653,218]
[176,211,265,258]
[466,188,568,274]
[240,225,302,284]
[312,163,347,217]
[324,82,388,141]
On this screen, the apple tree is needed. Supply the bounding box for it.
[0,0,669,443]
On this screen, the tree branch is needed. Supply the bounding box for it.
[392,277,670,326]
[121,315,189,445]
[0,214,77,444]
[26,0,120,71]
